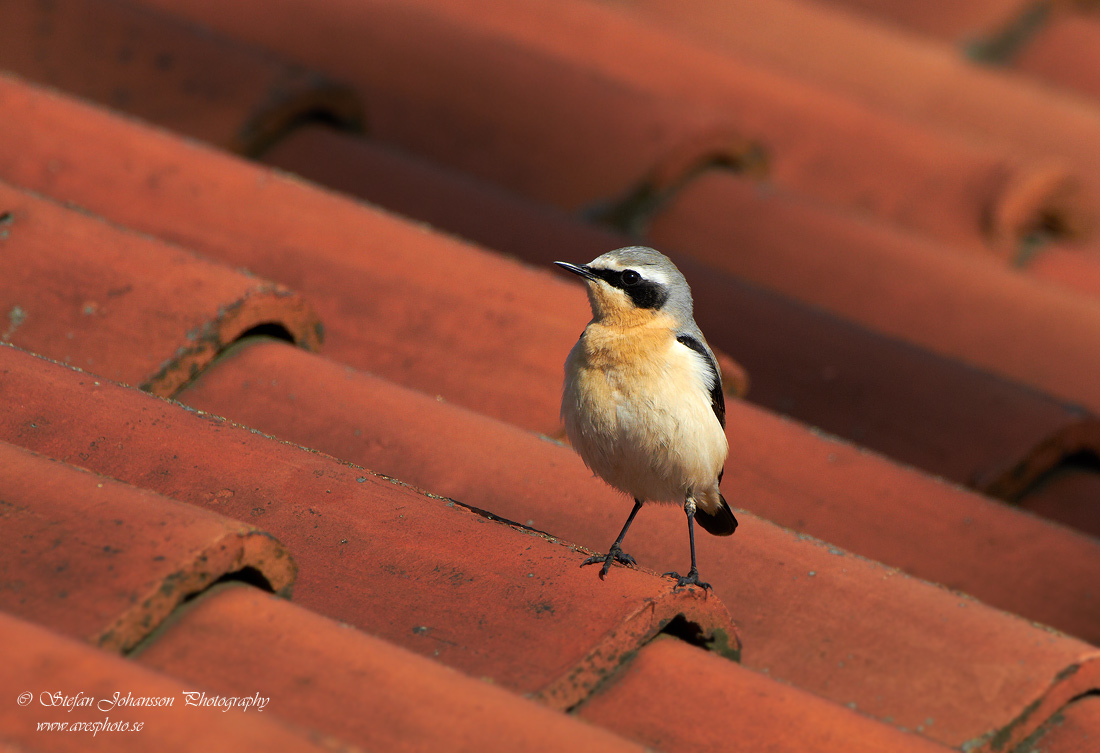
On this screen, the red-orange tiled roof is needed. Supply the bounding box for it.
[0,439,295,652]
[256,123,1100,527]
[125,0,1094,257]
[135,583,651,752]
[0,612,341,753]
[1021,694,1100,753]
[0,71,583,432]
[806,0,1036,42]
[0,0,362,154]
[0,345,739,705]
[5,342,1099,751]
[173,338,1100,647]
[1012,11,1100,104]
[4,73,1097,524]
[576,636,953,753]
[0,180,320,395]
[4,0,1100,750]
[648,172,1100,414]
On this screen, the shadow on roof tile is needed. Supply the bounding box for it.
[0,610,353,752]
[0,0,362,155]
[0,439,295,653]
[0,180,321,396]
[136,582,647,753]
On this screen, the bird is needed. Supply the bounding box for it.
[555,245,736,590]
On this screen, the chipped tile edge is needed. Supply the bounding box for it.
[141,285,323,398]
[533,585,741,711]
[95,528,298,655]
[963,652,1100,752]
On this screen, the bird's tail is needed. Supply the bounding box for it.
[695,491,738,536]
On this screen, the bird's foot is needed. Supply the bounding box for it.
[581,545,637,580]
[663,567,711,592]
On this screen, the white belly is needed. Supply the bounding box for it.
[562,335,728,504]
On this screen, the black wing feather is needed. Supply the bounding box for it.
[676,334,725,429]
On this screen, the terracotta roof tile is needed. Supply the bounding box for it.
[0,180,320,396]
[125,0,1081,255]
[0,71,584,433]
[15,71,1100,507]
[807,0,1035,41]
[6,334,1098,746]
[1023,242,1100,303]
[0,439,294,652]
[6,5,1100,752]
[163,337,1100,748]
[585,0,1100,256]
[647,170,1100,416]
[174,328,1100,649]
[265,126,764,398]
[0,344,738,708]
[135,583,647,752]
[1012,12,1100,103]
[0,0,362,154]
[576,635,953,753]
[0,610,352,752]
[1019,694,1100,753]
[261,125,628,269]
[1014,461,1100,538]
[725,524,1100,752]
[261,125,1100,509]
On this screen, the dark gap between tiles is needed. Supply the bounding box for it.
[586,152,768,238]
[125,578,275,659]
[1013,450,1100,538]
[162,330,297,396]
[204,565,277,595]
[1004,687,1100,753]
[234,322,297,345]
[661,613,740,663]
[964,1,1053,65]
[562,621,735,717]
[1014,208,1082,267]
[1018,449,1100,493]
[243,94,367,159]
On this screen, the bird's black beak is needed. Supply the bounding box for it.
[555,261,599,282]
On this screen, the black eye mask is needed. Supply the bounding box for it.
[588,267,669,310]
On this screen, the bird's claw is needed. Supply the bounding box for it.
[663,568,711,592]
[581,545,637,580]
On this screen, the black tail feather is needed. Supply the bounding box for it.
[695,493,738,536]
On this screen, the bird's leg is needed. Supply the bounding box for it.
[582,498,642,580]
[665,496,711,591]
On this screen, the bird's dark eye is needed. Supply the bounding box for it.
[621,269,641,286]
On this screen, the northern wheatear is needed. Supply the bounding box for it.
[556,246,736,590]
